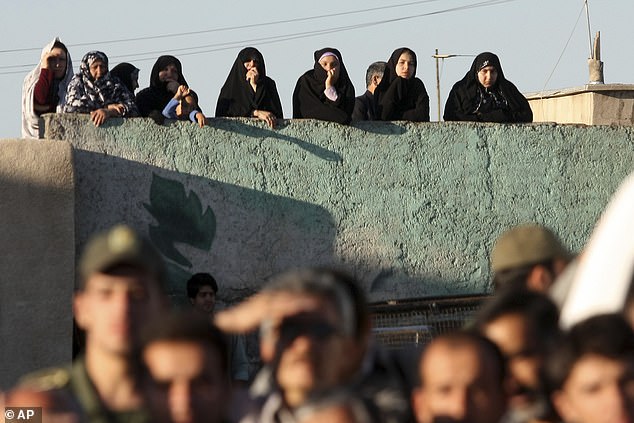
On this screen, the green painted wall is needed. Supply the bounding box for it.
[43,114,634,304]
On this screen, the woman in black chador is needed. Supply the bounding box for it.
[375,47,430,122]
[444,52,532,123]
[136,55,194,121]
[292,47,355,124]
[216,47,283,128]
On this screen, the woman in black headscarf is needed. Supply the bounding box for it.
[292,48,355,124]
[110,62,140,95]
[443,52,532,123]
[216,47,283,128]
[136,55,191,121]
[375,47,430,122]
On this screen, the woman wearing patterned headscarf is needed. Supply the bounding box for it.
[63,51,138,126]
[375,47,430,122]
[292,48,355,124]
[21,37,74,138]
[443,52,532,123]
[216,47,283,128]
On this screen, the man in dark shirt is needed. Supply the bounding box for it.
[352,61,386,122]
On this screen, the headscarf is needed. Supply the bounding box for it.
[382,47,418,84]
[443,52,532,122]
[292,47,355,124]
[215,47,283,118]
[63,51,138,116]
[375,47,430,122]
[136,55,189,117]
[309,47,352,89]
[21,37,74,138]
[110,62,140,95]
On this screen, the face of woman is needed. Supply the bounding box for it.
[319,55,340,83]
[396,52,416,79]
[243,59,258,71]
[89,59,108,81]
[48,47,68,80]
[159,64,179,83]
[478,65,498,88]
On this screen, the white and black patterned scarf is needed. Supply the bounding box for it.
[63,51,138,116]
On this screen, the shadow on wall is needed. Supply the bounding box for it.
[202,118,344,162]
[0,172,73,388]
[73,150,338,305]
[73,149,489,306]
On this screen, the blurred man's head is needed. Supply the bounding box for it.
[474,289,561,423]
[491,224,570,292]
[74,225,167,355]
[187,273,218,315]
[545,314,634,423]
[259,268,370,407]
[142,311,229,423]
[412,331,508,423]
[5,388,80,422]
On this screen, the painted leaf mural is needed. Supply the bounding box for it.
[144,173,216,267]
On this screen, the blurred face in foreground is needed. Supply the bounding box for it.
[74,266,165,355]
[144,340,228,423]
[482,313,542,414]
[263,295,359,407]
[412,337,507,423]
[553,354,634,423]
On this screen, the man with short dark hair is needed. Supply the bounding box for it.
[411,331,508,423]
[186,272,249,385]
[544,314,634,423]
[352,61,387,121]
[187,272,218,314]
[141,311,231,423]
[20,224,168,423]
[491,224,570,292]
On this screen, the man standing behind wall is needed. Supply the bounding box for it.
[20,224,168,423]
[352,61,386,121]
[187,272,250,385]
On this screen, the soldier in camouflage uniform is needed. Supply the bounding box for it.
[20,225,168,423]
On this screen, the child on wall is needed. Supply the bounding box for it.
[162,85,206,128]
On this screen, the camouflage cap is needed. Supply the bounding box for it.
[491,224,569,273]
[78,224,166,286]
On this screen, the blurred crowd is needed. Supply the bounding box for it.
[5,158,634,423]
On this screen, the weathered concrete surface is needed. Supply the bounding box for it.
[527,84,634,126]
[0,139,74,389]
[41,114,634,305]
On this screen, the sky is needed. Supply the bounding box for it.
[1,0,633,137]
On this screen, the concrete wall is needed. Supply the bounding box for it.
[527,84,634,126]
[40,114,634,306]
[0,140,75,389]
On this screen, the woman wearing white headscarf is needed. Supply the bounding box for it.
[21,37,74,138]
